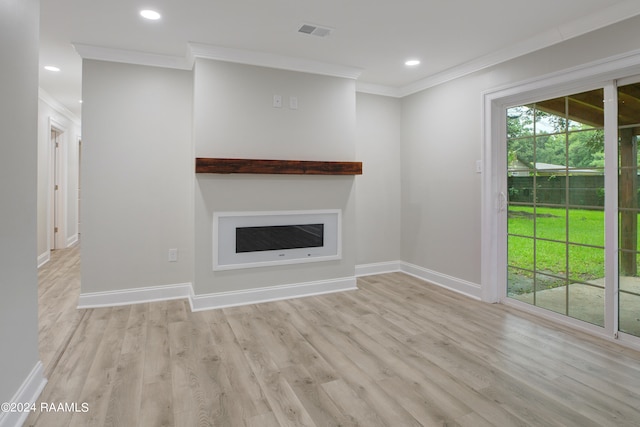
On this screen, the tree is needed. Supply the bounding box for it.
[507,105,535,167]
[507,103,606,170]
[568,128,604,168]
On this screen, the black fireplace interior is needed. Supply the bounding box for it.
[236,224,324,253]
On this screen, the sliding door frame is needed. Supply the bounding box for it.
[482,50,640,350]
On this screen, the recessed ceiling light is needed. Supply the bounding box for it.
[140,9,161,20]
[44,65,61,72]
[405,60,421,67]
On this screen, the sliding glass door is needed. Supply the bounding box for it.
[505,81,640,339]
[506,88,606,327]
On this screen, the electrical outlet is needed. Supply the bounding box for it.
[168,248,178,262]
[289,96,298,110]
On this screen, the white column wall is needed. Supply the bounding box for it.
[0,0,41,409]
[355,93,402,266]
[80,60,194,294]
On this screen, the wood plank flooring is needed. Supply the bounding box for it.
[36,244,85,377]
[26,246,640,426]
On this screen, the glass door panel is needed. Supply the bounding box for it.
[618,82,640,337]
[507,88,606,326]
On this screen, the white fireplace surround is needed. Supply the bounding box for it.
[213,209,342,271]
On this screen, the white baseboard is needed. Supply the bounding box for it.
[355,261,402,277]
[78,283,193,309]
[400,262,481,300]
[66,234,78,248]
[0,361,47,427]
[75,263,476,312]
[37,251,50,268]
[77,276,358,312]
[190,277,358,312]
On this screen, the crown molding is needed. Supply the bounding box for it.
[355,81,401,98]
[72,42,363,80]
[557,0,640,40]
[38,88,81,125]
[188,42,363,80]
[398,29,560,97]
[398,0,640,97]
[73,43,193,70]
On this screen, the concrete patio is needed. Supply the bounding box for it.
[511,276,640,336]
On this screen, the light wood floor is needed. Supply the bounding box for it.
[36,243,85,378]
[27,246,640,426]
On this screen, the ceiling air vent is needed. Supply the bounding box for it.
[298,24,332,38]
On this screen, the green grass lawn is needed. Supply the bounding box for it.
[508,206,607,281]
[508,207,640,327]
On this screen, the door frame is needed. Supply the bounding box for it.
[481,49,640,350]
[48,117,67,251]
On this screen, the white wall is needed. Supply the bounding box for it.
[37,94,81,264]
[0,0,41,412]
[355,93,401,266]
[401,77,486,285]
[400,14,640,292]
[193,59,357,294]
[80,56,361,301]
[81,60,194,294]
[194,59,355,160]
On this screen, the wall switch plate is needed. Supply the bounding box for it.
[476,160,482,173]
[289,96,298,110]
[168,248,178,262]
[273,95,282,108]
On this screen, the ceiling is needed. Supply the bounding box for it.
[39,0,640,119]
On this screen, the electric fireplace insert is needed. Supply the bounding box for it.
[214,210,341,270]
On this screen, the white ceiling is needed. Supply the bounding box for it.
[39,0,640,118]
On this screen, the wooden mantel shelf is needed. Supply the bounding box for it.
[195,158,362,175]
